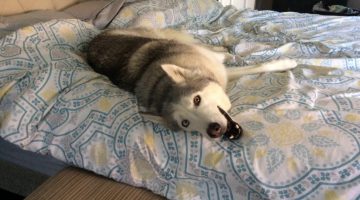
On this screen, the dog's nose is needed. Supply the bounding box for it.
[207,123,223,138]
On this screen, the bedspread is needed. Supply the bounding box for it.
[1,0,359,199]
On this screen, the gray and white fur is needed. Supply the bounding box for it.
[87,28,298,138]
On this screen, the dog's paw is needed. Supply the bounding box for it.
[269,59,297,71]
[140,112,165,124]
[278,58,297,70]
[209,46,228,53]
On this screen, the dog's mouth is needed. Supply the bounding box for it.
[205,107,243,140]
[207,126,227,138]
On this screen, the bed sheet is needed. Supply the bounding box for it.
[0,0,359,199]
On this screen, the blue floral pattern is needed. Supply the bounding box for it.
[1,0,360,199]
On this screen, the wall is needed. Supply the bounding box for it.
[218,0,256,9]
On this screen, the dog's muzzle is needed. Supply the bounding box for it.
[206,122,225,138]
[206,107,243,140]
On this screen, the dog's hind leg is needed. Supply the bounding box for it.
[226,59,298,82]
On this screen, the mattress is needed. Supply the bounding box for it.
[0,138,67,196]
[0,138,67,176]
[0,0,359,199]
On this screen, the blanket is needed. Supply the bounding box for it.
[1,0,359,199]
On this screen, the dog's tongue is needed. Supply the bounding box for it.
[217,106,243,140]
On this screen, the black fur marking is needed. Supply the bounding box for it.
[88,34,156,91]
[147,74,167,108]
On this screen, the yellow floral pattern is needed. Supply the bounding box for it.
[268,122,304,147]
[1,1,360,200]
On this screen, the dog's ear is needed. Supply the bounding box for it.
[161,64,188,83]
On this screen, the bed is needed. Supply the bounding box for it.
[0,0,359,199]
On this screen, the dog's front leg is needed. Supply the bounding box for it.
[226,59,298,82]
[139,111,166,124]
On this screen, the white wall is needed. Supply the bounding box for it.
[218,0,256,9]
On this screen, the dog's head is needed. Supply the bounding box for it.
[161,64,231,138]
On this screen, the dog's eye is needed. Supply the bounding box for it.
[181,119,190,128]
[193,95,201,106]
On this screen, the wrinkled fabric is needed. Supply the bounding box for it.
[0,0,359,199]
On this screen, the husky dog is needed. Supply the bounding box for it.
[87,28,297,138]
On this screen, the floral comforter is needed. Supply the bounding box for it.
[0,0,359,199]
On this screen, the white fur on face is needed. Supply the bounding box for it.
[172,82,231,136]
